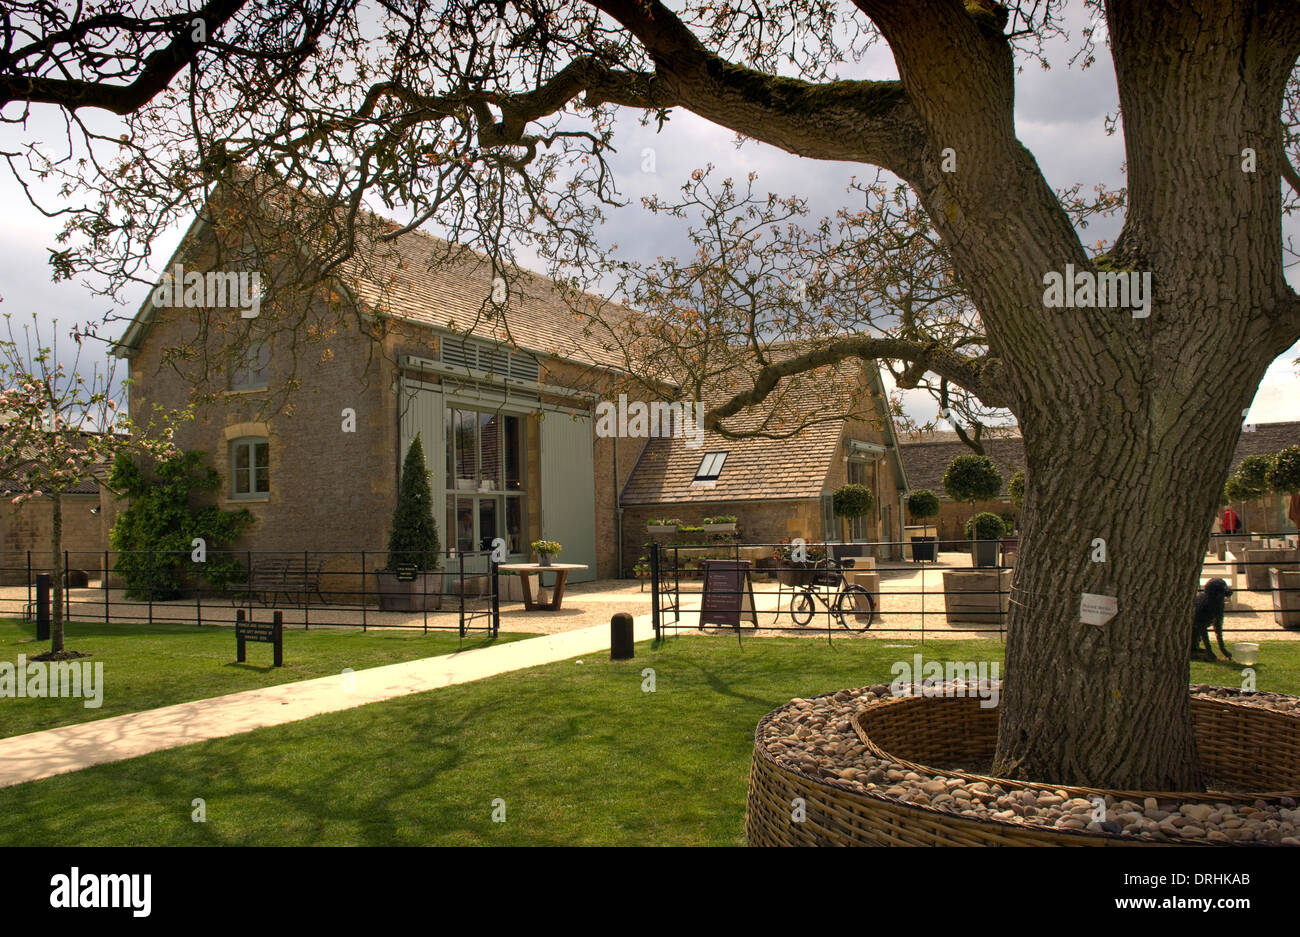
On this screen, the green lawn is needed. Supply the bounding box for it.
[0,618,529,739]
[1,635,1292,847]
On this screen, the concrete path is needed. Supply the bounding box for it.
[0,609,666,790]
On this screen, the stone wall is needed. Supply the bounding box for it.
[0,494,106,584]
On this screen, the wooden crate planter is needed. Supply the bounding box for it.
[1241,547,1299,591]
[1272,568,1300,629]
[746,689,1300,846]
[846,570,881,613]
[942,569,1011,625]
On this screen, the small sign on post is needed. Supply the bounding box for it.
[236,608,283,666]
[700,560,758,630]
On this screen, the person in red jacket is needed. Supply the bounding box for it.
[1222,507,1241,535]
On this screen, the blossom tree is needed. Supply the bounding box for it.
[0,313,187,657]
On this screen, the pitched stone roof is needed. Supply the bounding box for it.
[1230,421,1300,469]
[338,220,634,371]
[620,360,891,505]
[898,422,1300,498]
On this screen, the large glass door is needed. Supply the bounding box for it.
[446,406,527,563]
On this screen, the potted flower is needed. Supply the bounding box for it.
[648,517,679,535]
[375,434,443,611]
[905,489,941,562]
[704,514,738,533]
[531,540,562,567]
[965,512,1008,568]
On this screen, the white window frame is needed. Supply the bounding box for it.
[694,451,728,481]
[230,436,270,499]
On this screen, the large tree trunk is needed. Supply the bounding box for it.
[990,385,1262,789]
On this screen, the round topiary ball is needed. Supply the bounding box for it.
[1265,446,1300,494]
[964,512,1008,541]
[1233,455,1273,499]
[1008,470,1025,509]
[907,489,940,520]
[943,454,1004,504]
[833,483,874,518]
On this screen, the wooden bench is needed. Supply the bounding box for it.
[228,558,327,607]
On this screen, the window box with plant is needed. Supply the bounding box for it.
[532,539,562,567]
[374,434,443,611]
[703,514,738,533]
[647,517,679,535]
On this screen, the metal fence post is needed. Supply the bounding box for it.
[35,573,51,642]
[650,542,661,641]
[64,549,71,622]
[304,550,310,631]
[147,550,154,626]
[491,556,500,637]
[361,550,367,632]
[104,549,110,625]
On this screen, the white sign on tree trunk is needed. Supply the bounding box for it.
[1080,593,1118,627]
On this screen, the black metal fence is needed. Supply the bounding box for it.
[646,534,1300,643]
[1,549,501,637]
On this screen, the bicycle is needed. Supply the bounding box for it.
[789,556,876,630]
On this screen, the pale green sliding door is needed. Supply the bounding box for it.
[540,411,597,582]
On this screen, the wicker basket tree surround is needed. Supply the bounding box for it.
[746,688,1300,846]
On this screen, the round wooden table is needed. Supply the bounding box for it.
[497,563,589,611]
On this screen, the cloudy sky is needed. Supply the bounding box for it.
[1,2,1296,430]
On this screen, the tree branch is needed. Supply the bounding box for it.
[0,0,250,114]
[703,334,1008,433]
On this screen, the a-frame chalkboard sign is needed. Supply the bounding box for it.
[699,559,758,629]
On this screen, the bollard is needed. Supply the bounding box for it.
[611,611,634,660]
[35,573,51,642]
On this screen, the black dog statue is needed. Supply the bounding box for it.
[1192,578,1233,661]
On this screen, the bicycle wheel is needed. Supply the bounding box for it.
[790,590,815,626]
[837,585,876,631]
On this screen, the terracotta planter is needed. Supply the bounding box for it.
[373,569,444,611]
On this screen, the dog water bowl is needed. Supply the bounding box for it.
[1231,643,1259,666]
